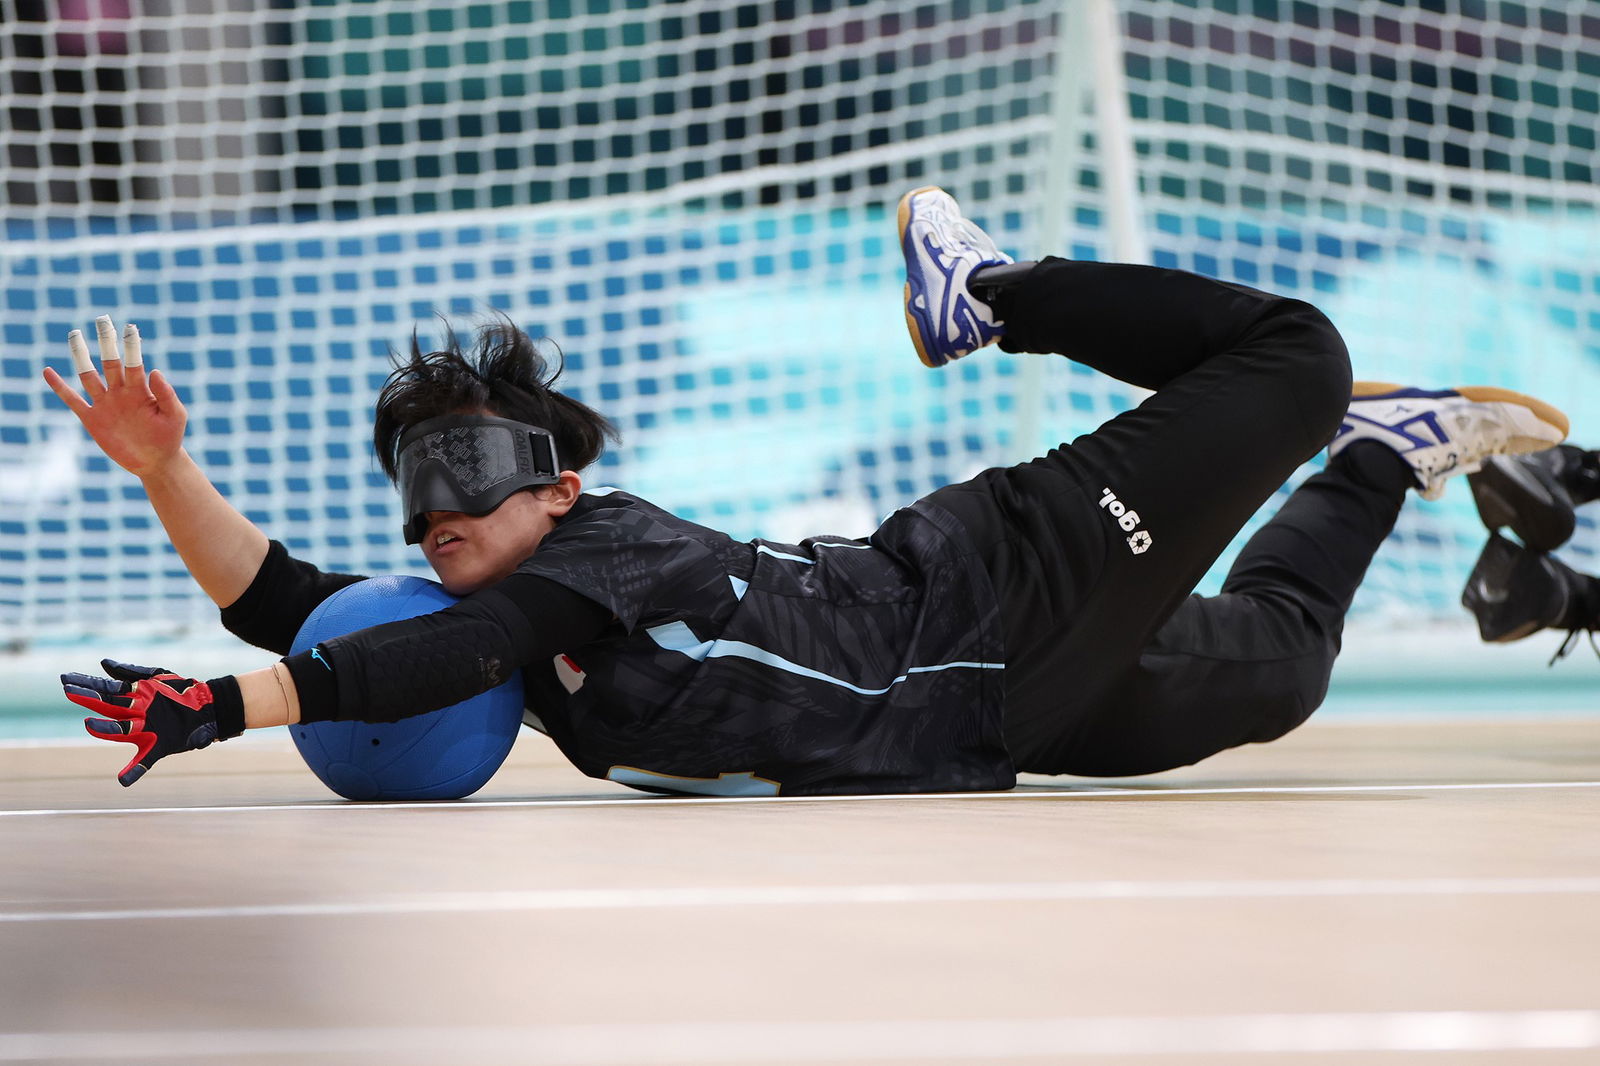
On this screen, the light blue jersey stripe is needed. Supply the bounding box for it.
[647,620,716,660]
[754,544,815,565]
[646,623,1002,696]
[753,541,873,566]
[605,766,781,797]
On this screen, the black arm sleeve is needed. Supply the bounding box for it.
[219,540,365,655]
[283,571,613,724]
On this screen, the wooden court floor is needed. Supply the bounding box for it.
[2,717,1598,1065]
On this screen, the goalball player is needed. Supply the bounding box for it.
[46,187,1571,793]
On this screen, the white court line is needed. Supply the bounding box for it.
[3,1012,1599,1060]
[4,876,1600,923]
[4,778,1600,818]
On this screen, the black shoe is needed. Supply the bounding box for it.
[1468,444,1600,551]
[1461,533,1588,644]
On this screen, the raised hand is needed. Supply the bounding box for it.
[61,659,244,786]
[42,315,188,478]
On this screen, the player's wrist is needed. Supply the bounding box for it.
[133,447,194,486]
[204,674,247,740]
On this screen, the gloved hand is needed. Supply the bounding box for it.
[61,659,245,786]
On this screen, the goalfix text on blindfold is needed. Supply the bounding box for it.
[395,414,561,544]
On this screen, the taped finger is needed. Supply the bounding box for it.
[67,330,94,376]
[95,316,125,387]
[122,322,143,369]
[95,315,121,364]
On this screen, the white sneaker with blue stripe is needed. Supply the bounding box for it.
[1330,382,1570,500]
[898,185,1013,368]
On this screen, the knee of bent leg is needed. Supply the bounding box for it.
[1241,655,1333,745]
[1266,299,1353,444]
[1243,691,1317,745]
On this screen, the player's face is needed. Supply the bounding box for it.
[419,474,579,596]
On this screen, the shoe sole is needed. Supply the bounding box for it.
[898,184,945,369]
[1351,381,1571,452]
[1469,455,1577,551]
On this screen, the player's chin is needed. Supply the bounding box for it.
[429,559,488,597]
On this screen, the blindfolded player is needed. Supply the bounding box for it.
[46,187,1571,792]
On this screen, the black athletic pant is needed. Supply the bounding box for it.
[927,258,1413,776]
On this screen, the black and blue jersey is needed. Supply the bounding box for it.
[225,487,1011,796]
[513,488,1009,796]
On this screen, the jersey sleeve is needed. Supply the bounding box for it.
[219,539,365,655]
[283,571,612,724]
[511,497,729,630]
[278,490,721,725]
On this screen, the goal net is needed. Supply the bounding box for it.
[3,0,1596,661]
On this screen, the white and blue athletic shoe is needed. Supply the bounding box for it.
[1330,382,1570,500]
[898,185,1013,368]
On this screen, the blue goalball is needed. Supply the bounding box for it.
[288,575,524,801]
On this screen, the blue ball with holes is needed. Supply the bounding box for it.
[288,575,524,801]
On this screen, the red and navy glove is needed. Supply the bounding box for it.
[61,659,246,786]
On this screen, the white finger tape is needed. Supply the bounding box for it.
[67,330,93,375]
[95,314,121,363]
[122,323,143,368]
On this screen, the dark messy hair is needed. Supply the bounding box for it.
[373,317,619,483]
